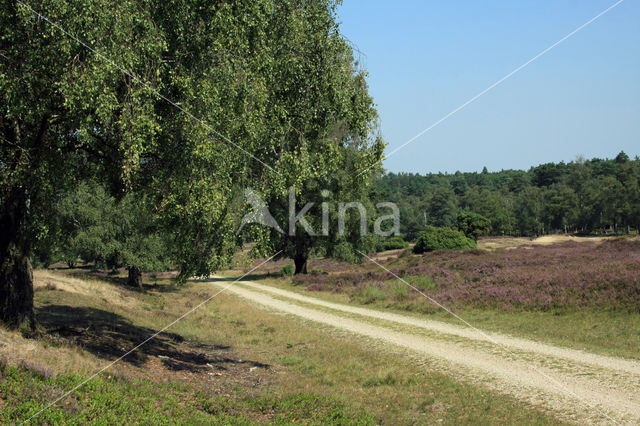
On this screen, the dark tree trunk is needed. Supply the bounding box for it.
[0,188,37,333]
[127,266,142,289]
[293,257,308,275]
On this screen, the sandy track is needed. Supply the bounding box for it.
[226,279,640,377]
[208,278,640,424]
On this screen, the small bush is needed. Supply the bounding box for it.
[359,287,387,304]
[413,226,476,253]
[377,236,409,251]
[391,284,409,300]
[280,264,294,276]
[332,242,358,263]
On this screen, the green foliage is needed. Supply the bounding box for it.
[404,275,437,291]
[56,182,171,274]
[427,186,458,228]
[363,372,397,387]
[374,152,640,238]
[241,0,384,269]
[280,264,294,277]
[413,227,476,253]
[0,363,373,424]
[332,241,360,263]
[358,287,387,304]
[376,236,409,251]
[2,0,384,326]
[457,212,491,240]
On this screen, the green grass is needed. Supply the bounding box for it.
[403,275,437,291]
[356,287,387,304]
[428,308,640,360]
[362,372,397,387]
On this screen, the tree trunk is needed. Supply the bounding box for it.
[0,188,37,333]
[294,257,308,275]
[127,266,142,289]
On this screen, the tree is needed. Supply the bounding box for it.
[371,154,640,237]
[514,186,543,236]
[245,1,384,274]
[425,186,458,228]
[591,176,625,232]
[462,188,516,235]
[1,0,167,331]
[58,182,171,288]
[1,0,322,329]
[451,172,469,196]
[531,162,567,187]
[542,184,578,233]
[457,212,491,240]
[615,151,630,164]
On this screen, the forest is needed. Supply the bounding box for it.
[373,152,640,240]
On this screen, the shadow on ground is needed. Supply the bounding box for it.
[63,269,182,293]
[35,304,269,373]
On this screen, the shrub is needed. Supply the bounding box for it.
[377,236,409,251]
[332,242,359,263]
[280,264,294,276]
[413,226,476,253]
[404,275,436,291]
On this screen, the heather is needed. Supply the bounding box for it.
[289,239,640,313]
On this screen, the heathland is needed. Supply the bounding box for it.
[2,236,638,424]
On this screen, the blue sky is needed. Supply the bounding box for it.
[337,1,640,174]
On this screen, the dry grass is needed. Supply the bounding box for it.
[1,271,146,377]
[0,329,113,380]
[371,247,413,262]
[33,270,142,311]
[478,235,612,250]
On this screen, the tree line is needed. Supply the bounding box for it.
[373,152,640,240]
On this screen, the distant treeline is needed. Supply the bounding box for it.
[373,152,640,240]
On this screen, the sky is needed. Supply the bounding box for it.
[336,1,640,174]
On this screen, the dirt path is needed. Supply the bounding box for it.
[208,278,640,425]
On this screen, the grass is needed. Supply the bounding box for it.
[0,360,369,424]
[427,308,640,360]
[0,268,564,424]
